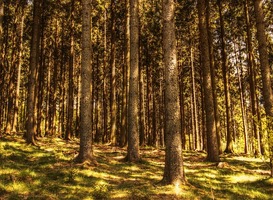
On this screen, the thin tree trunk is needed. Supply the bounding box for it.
[235,41,249,154]
[12,13,24,133]
[102,7,108,143]
[0,0,3,135]
[110,0,117,145]
[66,0,75,140]
[190,45,200,150]
[120,0,130,147]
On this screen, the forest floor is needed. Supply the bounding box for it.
[0,134,273,200]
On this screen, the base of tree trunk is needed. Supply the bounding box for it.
[123,154,141,163]
[74,155,98,166]
[158,176,186,186]
[224,148,234,154]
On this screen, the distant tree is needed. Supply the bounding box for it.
[245,0,261,155]
[110,0,117,145]
[161,0,185,185]
[126,0,140,162]
[254,0,273,177]
[65,0,75,140]
[76,0,95,164]
[120,0,130,147]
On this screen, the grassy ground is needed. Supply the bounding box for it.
[0,135,272,200]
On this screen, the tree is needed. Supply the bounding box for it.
[26,0,42,144]
[161,0,185,185]
[197,0,220,162]
[245,0,261,155]
[65,0,75,140]
[76,0,95,164]
[126,0,140,162]
[217,0,233,154]
[254,0,273,177]
[110,0,117,145]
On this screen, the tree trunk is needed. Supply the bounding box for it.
[206,0,222,154]
[245,0,260,155]
[102,7,108,143]
[120,0,130,147]
[161,0,185,185]
[110,0,117,145]
[235,41,249,154]
[76,0,95,164]
[0,0,3,135]
[254,0,273,177]
[66,0,75,140]
[126,0,140,162]
[26,0,42,145]
[12,12,24,133]
[217,0,233,154]
[197,0,219,162]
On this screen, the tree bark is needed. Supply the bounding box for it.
[66,0,75,140]
[76,0,95,164]
[126,0,140,162]
[246,0,261,155]
[197,0,220,162]
[161,0,185,185]
[206,0,222,154]
[217,0,233,154]
[12,12,25,133]
[120,0,130,147]
[110,0,117,145]
[26,0,42,144]
[254,0,273,177]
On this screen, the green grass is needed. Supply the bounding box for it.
[0,135,272,199]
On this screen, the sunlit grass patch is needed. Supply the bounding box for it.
[1,135,272,199]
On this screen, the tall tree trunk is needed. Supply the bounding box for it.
[254,0,273,177]
[76,0,95,164]
[66,0,75,140]
[126,0,140,162]
[120,0,130,147]
[0,0,3,134]
[139,59,145,146]
[197,0,219,162]
[206,0,222,154]
[235,41,249,154]
[12,12,25,133]
[190,45,200,150]
[217,0,233,154]
[26,0,42,144]
[110,0,117,145]
[102,7,108,143]
[0,0,3,52]
[161,0,185,185]
[246,0,261,155]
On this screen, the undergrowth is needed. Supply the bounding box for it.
[0,134,272,199]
